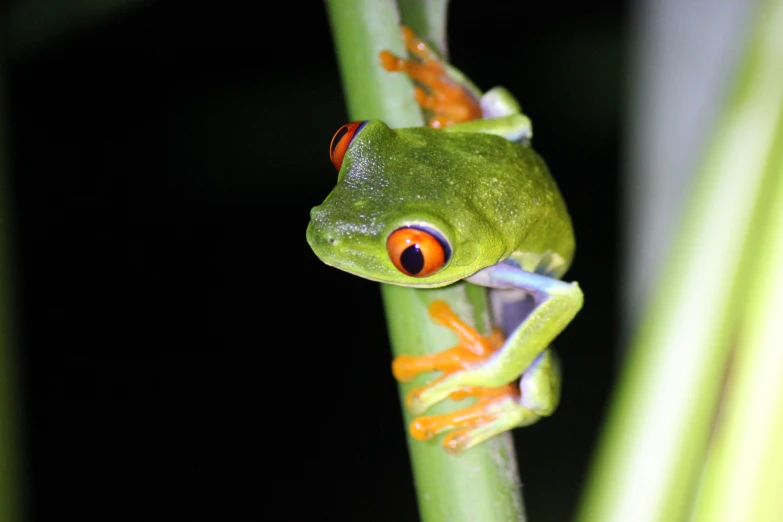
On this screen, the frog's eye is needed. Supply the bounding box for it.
[386,226,451,277]
[329,121,368,171]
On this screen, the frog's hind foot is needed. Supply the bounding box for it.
[410,384,542,455]
[392,300,562,453]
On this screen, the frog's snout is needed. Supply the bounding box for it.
[307,206,339,250]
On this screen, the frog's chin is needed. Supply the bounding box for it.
[322,258,457,289]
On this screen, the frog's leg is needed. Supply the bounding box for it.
[393,262,582,453]
[410,262,582,410]
[442,112,533,143]
[410,351,561,454]
[379,26,482,128]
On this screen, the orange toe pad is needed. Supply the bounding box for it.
[409,384,518,441]
[391,300,504,384]
[378,26,481,127]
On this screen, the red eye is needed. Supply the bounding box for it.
[329,121,367,171]
[387,226,451,277]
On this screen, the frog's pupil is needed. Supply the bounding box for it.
[401,244,424,274]
[331,126,349,156]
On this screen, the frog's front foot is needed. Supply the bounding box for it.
[378,26,482,128]
[393,300,501,411]
[392,300,559,453]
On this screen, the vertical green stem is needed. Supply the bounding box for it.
[381,285,525,522]
[325,1,525,520]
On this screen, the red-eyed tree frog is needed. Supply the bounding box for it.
[307,27,583,454]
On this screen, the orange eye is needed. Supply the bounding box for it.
[386,226,451,277]
[329,121,367,171]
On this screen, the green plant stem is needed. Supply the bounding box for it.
[576,0,783,520]
[382,284,526,522]
[325,1,525,520]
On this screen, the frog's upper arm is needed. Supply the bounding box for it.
[440,84,532,143]
[442,112,532,143]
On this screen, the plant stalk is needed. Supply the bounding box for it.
[324,1,526,520]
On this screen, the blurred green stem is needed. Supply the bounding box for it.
[325,0,525,520]
[690,10,783,519]
[577,0,783,520]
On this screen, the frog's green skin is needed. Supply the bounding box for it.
[307,86,583,451]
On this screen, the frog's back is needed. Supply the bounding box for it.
[393,127,576,277]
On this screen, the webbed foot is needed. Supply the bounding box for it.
[410,384,543,454]
[379,26,482,128]
[393,300,556,453]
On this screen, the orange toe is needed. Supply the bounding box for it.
[377,27,482,127]
[408,384,518,442]
[391,300,506,399]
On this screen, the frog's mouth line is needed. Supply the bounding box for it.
[309,243,457,289]
[325,262,456,289]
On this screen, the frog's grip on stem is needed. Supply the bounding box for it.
[392,300,538,454]
[392,301,503,383]
[409,384,523,455]
[379,26,482,128]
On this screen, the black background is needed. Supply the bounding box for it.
[7,1,625,520]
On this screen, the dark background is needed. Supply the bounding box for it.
[7,1,625,520]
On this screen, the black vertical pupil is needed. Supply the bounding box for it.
[330,126,349,156]
[401,244,424,274]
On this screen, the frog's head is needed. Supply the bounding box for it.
[307,120,508,288]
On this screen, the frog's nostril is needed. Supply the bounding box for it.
[306,213,339,249]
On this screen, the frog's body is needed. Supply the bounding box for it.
[308,121,575,286]
[307,26,583,454]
